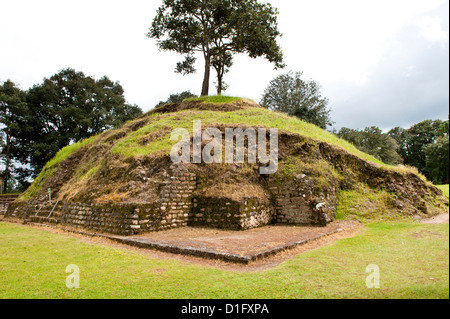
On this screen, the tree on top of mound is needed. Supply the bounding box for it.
[148,0,285,96]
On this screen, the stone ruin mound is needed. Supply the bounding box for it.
[4,99,448,235]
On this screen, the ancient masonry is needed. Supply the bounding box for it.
[268,175,338,226]
[2,166,299,236]
[0,194,20,215]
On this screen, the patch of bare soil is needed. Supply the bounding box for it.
[410,230,444,239]
[130,221,357,256]
[421,213,449,224]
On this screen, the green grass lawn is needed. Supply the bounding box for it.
[437,185,449,197]
[183,95,245,104]
[0,222,448,299]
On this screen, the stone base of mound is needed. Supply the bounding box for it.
[3,195,278,236]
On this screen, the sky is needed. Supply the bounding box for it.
[0,0,448,131]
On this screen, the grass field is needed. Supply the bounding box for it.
[0,221,448,299]
[183,95,245,104]
[437,185,449,197]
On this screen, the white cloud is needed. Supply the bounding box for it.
[0,0,448,130]
[416,16,449,46]
[404,65,418,78]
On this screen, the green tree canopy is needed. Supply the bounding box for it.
[148,0,284,96]
[25,68,142,175]
[388,119,446,175]
[0,80,31,192]
[337,126,403,165]
[260,71,333,129]
[155,91,197,108]
[424,135,449,184]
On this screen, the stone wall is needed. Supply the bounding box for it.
[268,175,338,226]
[2,168,340,235]
[240,198,275,230]
[0,194,21,216]
[3,170,199,236]
[0,202,9,215]
[157,169,196,230]
[269,183,315,225]
[5,201,181,236]
[3,179,275,235]
[63,203,138,235]
[4,201,37,220]
[190,197,274,230]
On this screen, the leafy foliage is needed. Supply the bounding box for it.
[24,69,142,175]
[155,91,197,107]
[260,71,333,129]
[337,127,403,165]
[148,0,284,96]
[388,118,449,183]
[1,70,142,188]
[0,81,31,192]
[424,135,449,184]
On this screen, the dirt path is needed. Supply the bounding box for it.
[421,213,449,224]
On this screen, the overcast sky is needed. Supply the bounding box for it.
[1,0,448,131]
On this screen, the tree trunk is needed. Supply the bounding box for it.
[201,53,211,97]
[217,74,223,96]
[214,64,224,96]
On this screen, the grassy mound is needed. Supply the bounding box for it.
[20,97,448,222]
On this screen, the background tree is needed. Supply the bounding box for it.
[155,91,197,107]
[260,71,333,129]
[439,118,449,135]
[386,126,408,161]
[25,68,142,176]
[211,48,232,95]
[148,0,284,96]
[0,80,31,193]
[337,126,403,165]
[388,119,446,176]
[424,134,449,184]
